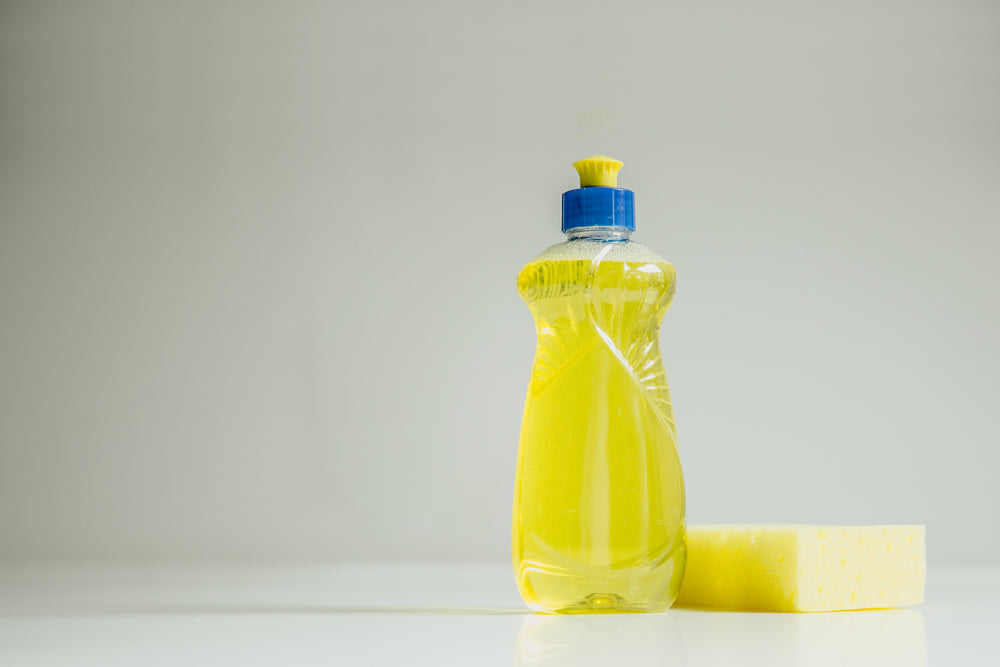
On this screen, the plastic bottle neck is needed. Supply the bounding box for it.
[565,226,632,242]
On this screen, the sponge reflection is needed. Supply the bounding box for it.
[513,608,925,667]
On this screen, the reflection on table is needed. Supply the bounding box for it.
[515,607,925,666]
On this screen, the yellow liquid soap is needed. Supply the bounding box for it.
[513,241,686,613]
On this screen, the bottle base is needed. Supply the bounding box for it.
[515,541,686,615]
[530,593,670,615]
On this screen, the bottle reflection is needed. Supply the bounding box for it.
[514,613,685,666]
[513,609,926,667]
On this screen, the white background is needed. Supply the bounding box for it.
[1,0,998,567]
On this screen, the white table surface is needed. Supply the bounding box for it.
[0,564,996,666]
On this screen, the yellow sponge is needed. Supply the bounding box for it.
[676,525,926,612]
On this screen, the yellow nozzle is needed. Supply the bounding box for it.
[572,155,623,187]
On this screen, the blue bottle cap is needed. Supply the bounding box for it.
[562,187,635,232]
[561,156,635,232]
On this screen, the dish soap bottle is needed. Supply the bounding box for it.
[512,156,686,613]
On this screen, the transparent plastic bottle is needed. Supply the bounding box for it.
[512,156,686,613]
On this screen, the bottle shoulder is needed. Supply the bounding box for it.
[517,239,676,301]
[521,240,674,271]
